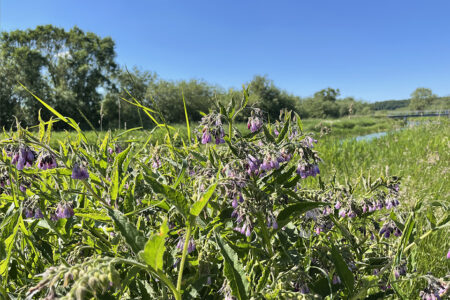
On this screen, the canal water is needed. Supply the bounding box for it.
[354,131,388,142]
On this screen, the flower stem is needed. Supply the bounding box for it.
[177,223,192,293]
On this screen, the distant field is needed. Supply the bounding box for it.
[1,115,405,147]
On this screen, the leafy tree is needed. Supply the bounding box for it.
[247,75,297,120]
[103,67,157,129]
[409,87,435,110]
[147,79,218,124]
[313,87,340,102]
[0,25,117,128]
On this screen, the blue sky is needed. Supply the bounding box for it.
[1,0,450,101]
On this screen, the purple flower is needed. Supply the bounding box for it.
[296,163,320,179]
[71,164,89,180]
[24,208,34,218]
[201,130,212,144]
[176,238,184,251]
[339,209,347,218]
[14,147,35,170]
[37,154,58,170]
[347,211,356,218]
[247,117,263,133]
[302,136,318,148]
[56,203,75,219]
[245,226,251,237]
[335,201,341,209]
[152,157,162,169]
[187,239,196,253]
[215,136,225,144]
[34,208,44,219]
[447,250,450,259]
[332,275,341,285]
[272,219,278,230]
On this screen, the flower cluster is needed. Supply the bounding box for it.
[176,235,196,254]
[296,163,320,179]
[24,207,44,219]
[71,164,89,180]
[37,152,57,170]
[247,109,264,133]
[55,203,75,219]
[379,220,402,238]
[198,113,225,144]
[393,264,407,279]
[419,276,449,300]
[11,146,36,170]
[301,136,318,149]
[233,215,252,237]
[108,144,122,155]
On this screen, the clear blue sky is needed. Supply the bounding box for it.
[1,0,450,102]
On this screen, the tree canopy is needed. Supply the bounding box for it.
[0,25,117,129]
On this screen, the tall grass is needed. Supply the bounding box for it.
[313,119,450,297]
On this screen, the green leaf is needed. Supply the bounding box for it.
[38,110,45,142]
[111,166,119,201]
[114,145,132,175]
[74,208,111,222]
[100,131,110,154]
[275,118,290,143]
[107,209,146,254]
[190,183,217,217]
[181,90,191,145]
[394,213,415,264]
[295,112,303,132]
[0,213,20,284]
[140,221,169,271]
[330,244,354,294]
[276,201,327,229]
[262,125,276,143]
[215,234,249,300]
[146,176,189,218]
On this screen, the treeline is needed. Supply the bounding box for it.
[1,25,448,130]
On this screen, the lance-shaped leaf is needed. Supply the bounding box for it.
[146,176,189,218]
[275,118,290,143]
[107,209,146,254]
[190,183,217,217]
[140,221,169,271]
[276,201,327,229]
[330,244,354,295]
[215,234,249,300]
[0,212,20,284]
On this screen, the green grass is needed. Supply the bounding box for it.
[4,115,401,147]
[312,118,450,297]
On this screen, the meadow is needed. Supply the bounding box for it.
[0,92,448,299]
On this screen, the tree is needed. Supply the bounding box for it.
[313,88,340,102]
[247,75,297,120]
[409,88,435,110]
[0,25,117,128]
[103,67,157,129]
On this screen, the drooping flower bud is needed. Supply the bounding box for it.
[71,164,89,180]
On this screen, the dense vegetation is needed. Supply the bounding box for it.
[1,25,449,131]
[0,86,448,299]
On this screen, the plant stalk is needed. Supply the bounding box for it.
[177,223,192,293]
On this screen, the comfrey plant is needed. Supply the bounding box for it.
[0,86,448,299]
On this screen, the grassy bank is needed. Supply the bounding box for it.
[1,115,402,147]
[312,118,450,297]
